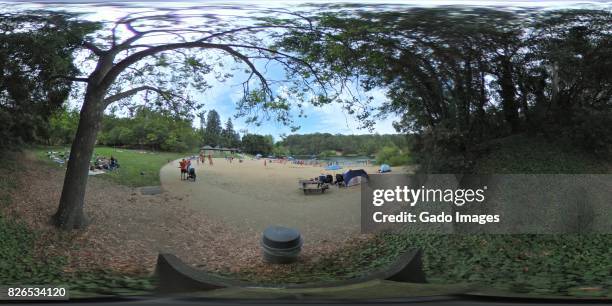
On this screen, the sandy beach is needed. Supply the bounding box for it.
[161,158,411,242]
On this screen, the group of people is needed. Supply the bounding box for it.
[91,155,119,171]
[179,158,196,181]
[198,153,213,166]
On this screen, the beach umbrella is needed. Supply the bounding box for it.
[325,164,342,171]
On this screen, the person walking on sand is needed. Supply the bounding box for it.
[179,159,187,180]
[208,154,213,166]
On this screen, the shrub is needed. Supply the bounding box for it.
[411,126,477,173]
[318,150,338,158]
[563,109,611,159]
[375,145,412,166]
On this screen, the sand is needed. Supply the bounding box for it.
[161,158,412,242]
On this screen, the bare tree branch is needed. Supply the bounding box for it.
[103,85,183,105]
[82,41,104,56]
[99,41,273,97]
[50,75,90,83]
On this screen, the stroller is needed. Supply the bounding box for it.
[335,174,345,187]
[187,167,197,181]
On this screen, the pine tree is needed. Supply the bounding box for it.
[204,110,222,146]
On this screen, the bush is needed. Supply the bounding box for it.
[318,150,337,158]
[375,145,411,166]
[411,126,477,173]
[562,109,612,159]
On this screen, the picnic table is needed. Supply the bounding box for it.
[298,179,330,194]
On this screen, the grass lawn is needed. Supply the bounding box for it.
[34,146,193,187]
[0,151,155,296]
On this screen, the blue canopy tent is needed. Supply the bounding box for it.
[325,164,342,171]
[343,169,369,187]
[380,164,391,173]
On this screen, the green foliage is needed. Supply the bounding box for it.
[0,216,67,285]
[59,271,156,298]
[377,234,611,297]
[318,150,338,158]
[411,126,477,173]
[203,110,223,147]
[0,12,98,150]
[279,8,612,172]
[272,144,290,157]
[96,107,200,152]
[279,133,412,156]
[374,145,412,166]
[241,134,273,155]
[227,230,611,297]
[48,106,246,154]
[472,135,610,174]
[0,215,154,296]
[557,109,612,158]
[0,154,18,207]
[220,118,241,148]
[47,108,80,146]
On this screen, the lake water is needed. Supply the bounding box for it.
[292,155,375,167]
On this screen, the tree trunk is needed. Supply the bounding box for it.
[53,92,104,229]
[499,57,520,133]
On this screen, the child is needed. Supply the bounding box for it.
[179,159,187,180]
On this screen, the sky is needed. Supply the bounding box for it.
[192,63,398,139]
[4,0,610,140]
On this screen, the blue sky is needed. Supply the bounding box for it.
[198,84,398,141]
[192,57,399,140]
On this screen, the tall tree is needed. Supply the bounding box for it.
[50,9,329,229]
[241,134,273,155]
[221,118,240,148]
[204,110,222,146]
[197,111,206,143]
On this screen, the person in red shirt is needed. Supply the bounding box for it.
[179,159,187,180]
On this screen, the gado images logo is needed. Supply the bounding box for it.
[361,174,612,234]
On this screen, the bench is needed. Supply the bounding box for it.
[298,180,330,194]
